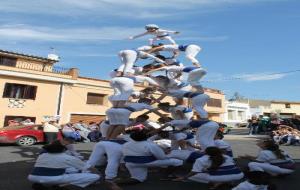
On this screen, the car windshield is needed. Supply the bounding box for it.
[1,125,32,130]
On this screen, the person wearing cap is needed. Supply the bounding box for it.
[128,24,180,45]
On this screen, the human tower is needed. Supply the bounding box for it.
[28,24,296,190]
[105,24,212,142]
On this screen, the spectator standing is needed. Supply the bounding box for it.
[42,121,60,144]
[248,115,259,135]
[74,121,91,142]
[87,122,101,142]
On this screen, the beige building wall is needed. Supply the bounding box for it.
[0,50,226,127]
[0,75,60,126]
[266,102,300,115]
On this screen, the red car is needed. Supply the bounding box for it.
[0,125,62,146]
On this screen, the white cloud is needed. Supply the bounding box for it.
[178,35,229,42]
[0,24,230,43]
[0,24,141,42]
[0,0,284,19]
[233,73,288,81]
[204,71,289,82]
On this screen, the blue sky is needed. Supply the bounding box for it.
[0,0,299,101]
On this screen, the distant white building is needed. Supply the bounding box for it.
[223,101,251,126]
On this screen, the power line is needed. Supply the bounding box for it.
[202,69,300,83]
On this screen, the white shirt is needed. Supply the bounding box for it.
[256,150,293,164]
[100,121,110,138]
[43,123,59,133]
[34,152,85,170]
[192,155,235,173]
[123,140,166,160]
[232,181,268,190]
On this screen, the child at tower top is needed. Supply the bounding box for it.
[128,24,180,45]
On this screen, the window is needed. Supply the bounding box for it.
[3,83,37,100]
[228,110,235,120]
[237,111,245,121]
[4,116,36,127]
[86,93,106,105]
[207,98,222,108]
[285,104,291,108]
[0,56,17,67]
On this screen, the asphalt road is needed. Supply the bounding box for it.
[0,128,299,190]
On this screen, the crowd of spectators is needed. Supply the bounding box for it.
[247,114,300,146]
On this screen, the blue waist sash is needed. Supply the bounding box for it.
[124,155,157,163]
[157,34,170,38]
[185,133,194,140]
[182,108,193,113]
[182,66,198,72]
[207,165,242,176]
[186,152,205,163]
[225,150,234,157]
[124,106,136,112]
[189,120,210,128]
[178,45,188,51]
[177,82,189,88]
[183,92,201,98]
[31,167,66,176]
[271,160,295,170]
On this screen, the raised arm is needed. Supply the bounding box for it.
[146,46,165,54]
[159,29,180,34]
[129,32,149,40]
[138,51,165,63]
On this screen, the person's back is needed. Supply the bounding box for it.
[28,142,100,189]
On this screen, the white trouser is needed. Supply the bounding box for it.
[183,111,194,120]
[110,77,134,101]
[149,36,176,45]
[188,172,244,183]
[196,121,219,150]
[100,125,110,138]
[178,84,192,92]
[117,50,137,74]
[86,141,123,179]
[154,139,172,149]
[185,45,201,64]
[191,94,210,119]
[134,75,159,86]
[28,173,100,188]
[170,138,195,151]
[167,149,193,161]
[106,108,131,126]
[187,68,207,87]
[248,162,294,175]
[125,158,183,182]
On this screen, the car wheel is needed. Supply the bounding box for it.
[16,136,36,146]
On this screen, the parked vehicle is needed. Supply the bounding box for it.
[0,125,61,146]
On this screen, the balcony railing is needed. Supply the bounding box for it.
[0,61,71,75]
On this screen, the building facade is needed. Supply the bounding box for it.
[0,50,225,127]
[239,99,300,118]
[222,101,251,126]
